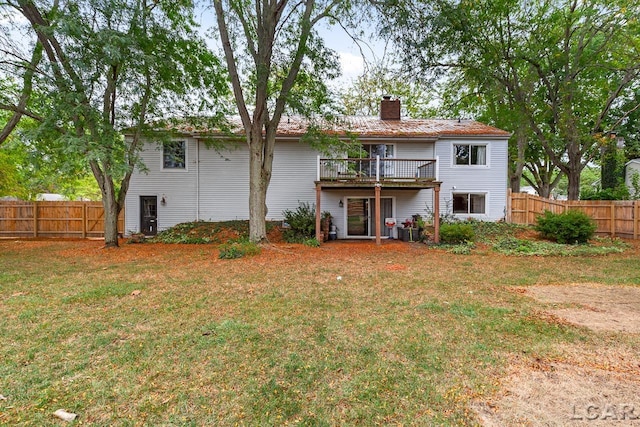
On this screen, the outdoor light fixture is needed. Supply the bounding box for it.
[339,200,344,208]
[161,196,167,206]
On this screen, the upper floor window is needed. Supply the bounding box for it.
[163,140,186,169]
[454,144,486,165]
[363,144,394,158]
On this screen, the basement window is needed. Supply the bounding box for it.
[453,193,486,214]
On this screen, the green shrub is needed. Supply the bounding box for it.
[446,242,474,255]
[439,223,475,244]
[282,202,316,243]
[580,184,630,200]
[534,210,596,244]
[303,238,320,247]
[218,240,261,259]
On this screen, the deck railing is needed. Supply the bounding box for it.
[318,157,438,182]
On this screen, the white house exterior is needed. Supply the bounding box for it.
[125,99,510,240]
[625,159,640,196]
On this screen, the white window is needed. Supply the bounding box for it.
[163,141,186,169]
[454,144,486,166]
[453,193,486,214]
[363,144,394,158]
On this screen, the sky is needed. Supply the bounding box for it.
[193,6,380,88]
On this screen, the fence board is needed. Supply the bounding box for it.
[509,191,640,239]
[0,201,124,238]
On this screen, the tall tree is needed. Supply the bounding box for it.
[382,0,640,199]
[339,61,436,117]
[0,0,226,246]
[213,0,346,242]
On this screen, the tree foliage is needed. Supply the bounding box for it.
[382,0,640,200]
[1,0,227,246]
[339,60,436,117]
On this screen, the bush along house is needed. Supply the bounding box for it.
[124,97,511,243]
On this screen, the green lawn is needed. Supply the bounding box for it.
[1,239,639,425]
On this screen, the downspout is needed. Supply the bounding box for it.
[196,139,200,221]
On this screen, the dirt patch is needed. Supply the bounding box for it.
[474,356,640,426]
[475,284,640,426]
[527,284,640,333]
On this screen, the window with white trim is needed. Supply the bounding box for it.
[163,140,186,169]
[454,144,486,165]
[453,193,486,214]
[363,144,394,158]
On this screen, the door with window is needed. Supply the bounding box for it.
[140,196,158,236]
[346,197,393,238]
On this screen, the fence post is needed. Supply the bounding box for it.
[33,201,38,238]
[524,194,530,226]
[610,202,615,238]
[633,200,640,239]
[506,188,512,223]
[82,203,87,239]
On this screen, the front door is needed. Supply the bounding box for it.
[346,197,393,238]
[140,196,157,236]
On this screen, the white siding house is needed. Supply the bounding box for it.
[625,159,640,197]
[125,100,511,240]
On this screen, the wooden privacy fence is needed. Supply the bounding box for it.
[0,201,124,238]
[508,191,640,239]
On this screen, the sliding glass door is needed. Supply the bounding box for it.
[346,197,393,238]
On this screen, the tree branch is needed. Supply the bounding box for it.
[0,41,43,144]
[214,0,252,133]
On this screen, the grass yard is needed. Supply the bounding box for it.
[1,236,639,425]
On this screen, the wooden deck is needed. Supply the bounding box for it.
[315,157,441,245]
[317,157,439,188]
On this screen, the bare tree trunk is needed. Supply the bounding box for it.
[538,183,552,198]
[248,144,267,242]
[509,127,527,192]
[566,169,581,200]
[102,192,120,248]
[90,160,121,247]
[248,128,274,242]
[565,137,583,200]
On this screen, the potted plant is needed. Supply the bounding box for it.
[400,218,418,242]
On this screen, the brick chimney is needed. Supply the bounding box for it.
[380,95,400,121]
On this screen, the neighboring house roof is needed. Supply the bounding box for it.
[36,193,68,201]
[625,159,640,167]
[172,116,511,139]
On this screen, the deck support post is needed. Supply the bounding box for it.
[315,184,322,242]
[375,183,381,246]
[434,185,440,244]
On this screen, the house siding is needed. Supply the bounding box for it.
[197,141,321,222]
[267,142,319,219]
[435,137,508,221]
[124,133,509,236]
[125,138,198,234]
[625,160,640,195]
[197,143,250,222]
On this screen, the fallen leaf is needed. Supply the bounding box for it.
[130,290,141,296]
